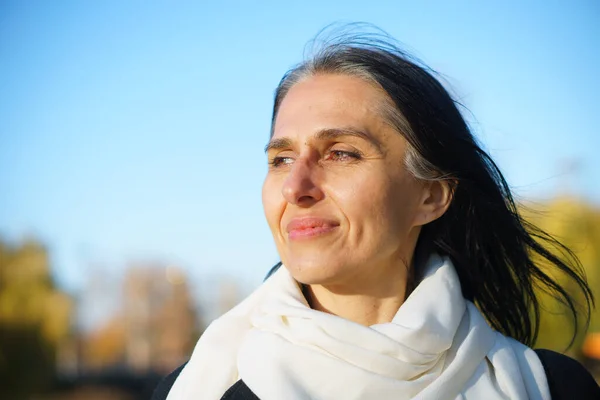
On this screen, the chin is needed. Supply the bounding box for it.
[283,257,347,285]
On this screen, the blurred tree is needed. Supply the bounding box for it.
[82,317,127,371]
[0,238,73,400]
[78,264,200,374]
[523,197,600,355]
[122,264,199,374]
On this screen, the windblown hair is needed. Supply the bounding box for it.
[266,25,593,347]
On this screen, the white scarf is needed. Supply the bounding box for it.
[167,254,550,400]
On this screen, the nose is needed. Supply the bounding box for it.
[282,157,324,206]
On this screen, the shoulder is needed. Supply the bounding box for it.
[151,364,259,400]
[151,362,188,400]
[535,349,600,400]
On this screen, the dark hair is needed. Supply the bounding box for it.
[265,25,593,347]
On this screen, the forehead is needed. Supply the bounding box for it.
[272,74,390,139]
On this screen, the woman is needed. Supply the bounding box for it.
[154,28,599,399]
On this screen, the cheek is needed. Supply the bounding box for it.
[384,176,424,231]
[262,176,284,232]
[339,172,419,237]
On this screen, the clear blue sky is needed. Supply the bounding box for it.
[1,1,599,300]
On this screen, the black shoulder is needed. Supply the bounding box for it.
[535,349,600,400]
[149,364,260,400]
[151,362,188,400]
[221,379,260,400]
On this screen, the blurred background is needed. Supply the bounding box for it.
[1,1,598,398]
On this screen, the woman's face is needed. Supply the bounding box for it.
[262,74,429,286]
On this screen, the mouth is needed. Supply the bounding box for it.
[286,217,340,240]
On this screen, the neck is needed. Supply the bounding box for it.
[303,260,411,326]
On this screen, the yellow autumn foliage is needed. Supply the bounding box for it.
[0,239,73,345]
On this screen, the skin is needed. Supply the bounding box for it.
[262,74,452,326]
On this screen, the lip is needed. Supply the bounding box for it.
[286,217,340,240]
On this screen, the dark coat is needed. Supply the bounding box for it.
[151,349,600,400]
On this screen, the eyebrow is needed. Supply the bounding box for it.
[264,127,381,153]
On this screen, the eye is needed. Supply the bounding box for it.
[269,156,294,168]
[326,150,362,162]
